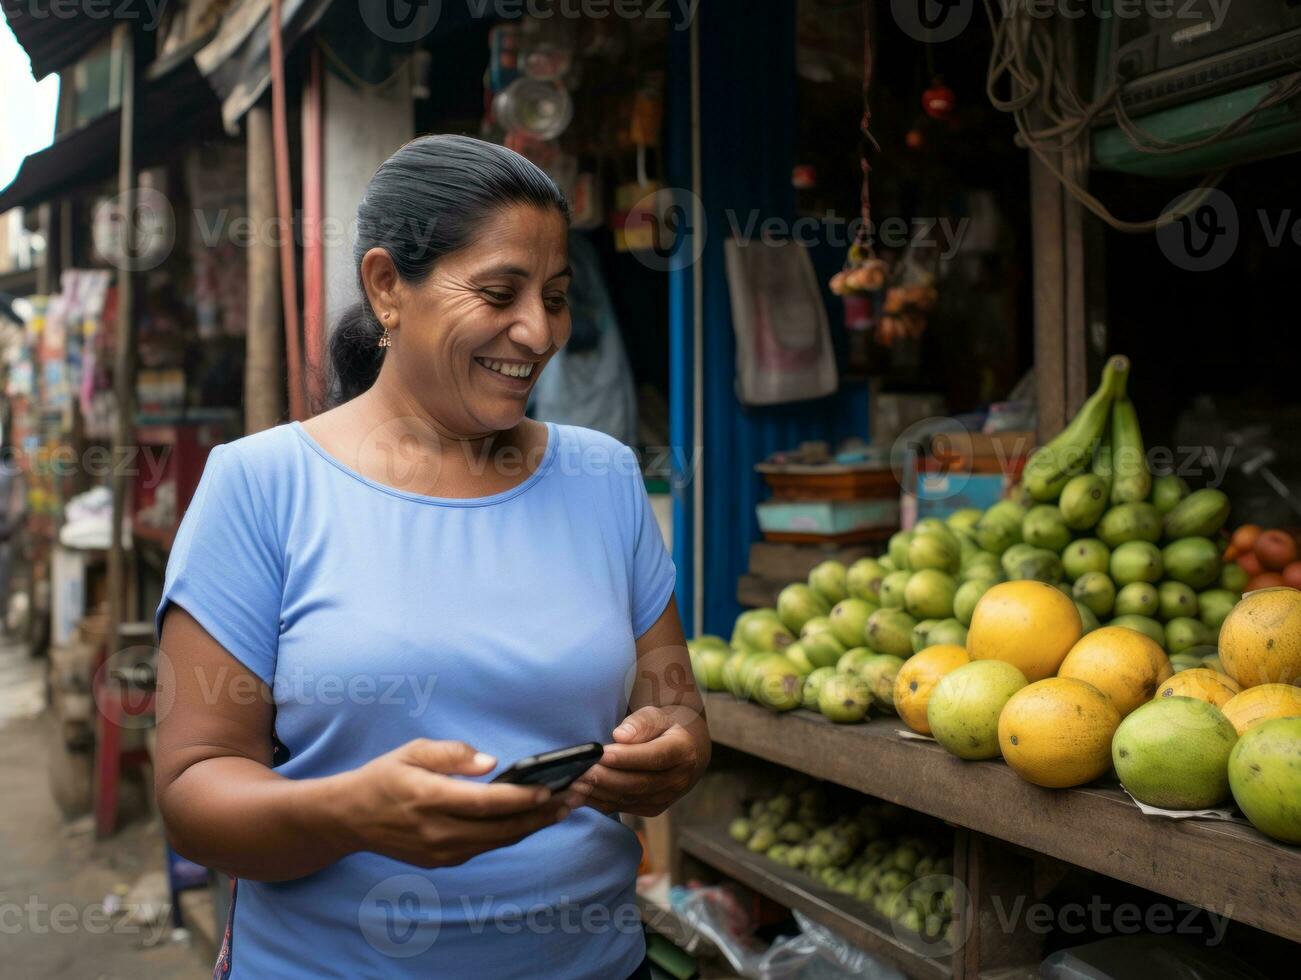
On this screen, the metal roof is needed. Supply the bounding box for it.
[0,0,161,81]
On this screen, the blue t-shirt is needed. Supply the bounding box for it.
[155,421,676,979]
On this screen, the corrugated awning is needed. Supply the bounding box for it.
[0,0,162,80]
[0,55,223,213]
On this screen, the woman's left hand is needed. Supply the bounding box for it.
[571,706,701,818]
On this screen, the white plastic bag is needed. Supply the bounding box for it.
[726,238,838,406]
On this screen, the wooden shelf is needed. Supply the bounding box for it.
[678,824,951,980]
[702,693,1301,945]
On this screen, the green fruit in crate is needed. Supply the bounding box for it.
[1114,582,1160,618]
[905,569,958,620]
[1059,473,1111,530]
[739,614,796,653]
[690,648,728,691]
[928,618,969,648]
[837,646,874,674]
[722,651,750,697]
[927,659,1029,760]
[688,634,729,655]
[748,827,778,852]
[879,571,911,609]
[974,510,1024,555]
[1219,563,1249,594]
[1075,601,1102,634]
[1113,697,1237,809]
[802,666,838,710]
[1023,355,1128,501]
[878,555,896,572]
[779,821,809,843]
[730,608,778,648]
[1163,488,1231,541]
[767,843,789,863]
[947,508,984,533]
[818,673,872,723]
[888,530,914,571]
[1110,541,1164,586]
[866,609,918,659]
[1165,617,1212,656]
[1007,548,1064,584]
[1229,718,1301,844]
[911,619,939,655]
[808,560,849,605]
[1072,572,1116,618]
[1063,538,1111,581]
[728,818,752,843]
[858,654,906,708]
[785,642,815,674]
[960,553,1003,583]
[829,598,877,648]
[1198,589,1238,631]
[802,631,846,670]
[1022,505,1073,552]
[740,653,787,699]
[1162,537,1222,590]
[801,615,833,640]
[1109,614,1165,648]
[752,658,805,711]
[1157,581,1199,622]
[1098,502,1163,547]
[847,558,889,600]
[954,579,993,627]
[909,530,961,574]
[1168,654,1202,673]
[1151,474,1191,515]
[777,584,831,634]
[1000,543,1039,579]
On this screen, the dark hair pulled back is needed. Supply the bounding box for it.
[327,134,569,405]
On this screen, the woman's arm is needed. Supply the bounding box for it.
[570,596,711,816]
[154,605,577,882]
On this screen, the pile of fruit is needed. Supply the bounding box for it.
[726,778,956,943]
[686,354,1301,845]
[1222,523,1301,592]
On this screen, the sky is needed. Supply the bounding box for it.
[0,23,59,190]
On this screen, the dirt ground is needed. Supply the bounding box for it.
[0,635,210,979]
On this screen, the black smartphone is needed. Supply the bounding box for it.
[490,742,603,792]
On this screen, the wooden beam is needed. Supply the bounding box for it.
[245,105,284,433]
[1030,155,1067,443]
[101,20,136,840]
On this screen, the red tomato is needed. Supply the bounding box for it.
[1237,552,1263,576]
[1230,524,1263,553]
[1247,572,1286,591]
[1282,562,1301,590]
[1255,529,1299,571]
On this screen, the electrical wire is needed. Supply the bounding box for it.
[982,0,1301,232]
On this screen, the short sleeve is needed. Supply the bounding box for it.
[625,454,677,638]
[154,444,284,685]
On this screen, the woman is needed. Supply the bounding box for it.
[154,135,709,979]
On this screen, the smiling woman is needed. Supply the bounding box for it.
[152,135,708,980]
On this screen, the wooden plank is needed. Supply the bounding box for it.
[749,542,875,583]
[679,824,951,980]
[1061,144,1089,417]
[702,694,1301,944]
[737,574,783,610]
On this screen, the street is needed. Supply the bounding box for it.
[0,636,207,979]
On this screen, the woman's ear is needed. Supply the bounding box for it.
[360,248,401,321]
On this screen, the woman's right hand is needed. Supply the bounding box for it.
[328,739,581,868]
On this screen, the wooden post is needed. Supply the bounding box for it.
[245,105,284,434]
[101,20,136,840]
[301,43,325,415]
